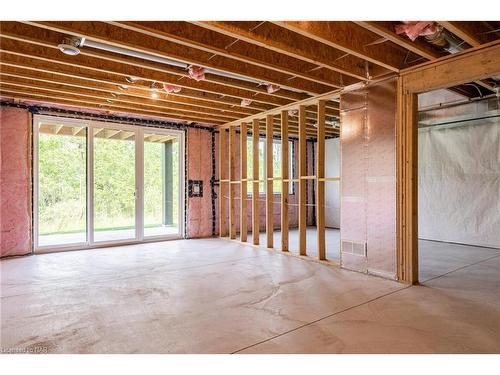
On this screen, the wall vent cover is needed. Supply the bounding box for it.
[341,240,367,257]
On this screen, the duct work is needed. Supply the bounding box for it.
[395,21,464,54]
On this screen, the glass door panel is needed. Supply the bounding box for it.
[93,127,136,242]
[143,132,180,237]
[37,123,87,247]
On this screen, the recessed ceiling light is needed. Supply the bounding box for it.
[106,99,114,103]
[151,91,159,99]
[117,85,128,91]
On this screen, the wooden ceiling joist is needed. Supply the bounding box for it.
[24,21,332,96]
[273,21,414,72]
[109,21,346,90]
[0,34,290,109]
[355,21,497,94]
[192,21,369,82]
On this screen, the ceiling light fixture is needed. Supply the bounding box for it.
[126,76,140,84]
[58,37,83,56]
[117,85,128,91]
[77,37,307,94]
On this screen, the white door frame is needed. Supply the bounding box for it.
[33,114,185,254]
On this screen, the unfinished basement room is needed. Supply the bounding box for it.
[1,2,499,370]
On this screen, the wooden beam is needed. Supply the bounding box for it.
[0,86,226,125]
[0,60,261,116]
[0,30,291,109]
[354,21,441,61]
[0,89,224,125]
[0,69,252,118]
[396,80,418,284]
[252,119,260,245]
[355,22,496,94]
[240,122,248,242]
[401,40,500,93]
[192,21,367,82]
[219,129,228,237]
[274,21,409,72]
[316,100,326,260]
[108,21,339,93]
[3,21,307,104]
[0,78,239,122]
[265,115,274,248]
[396,41,500,283]
[25,21,328,96]
[298,105,307,256]
[438,21,482,47]
[222,88,341,128]
[280,110,289,252]
[229,125,237,239]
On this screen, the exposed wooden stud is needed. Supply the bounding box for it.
[219,129,228,237]
[280,110,289,252]
[265,114,274,248]
[240,122,248,242]
[229,125,237,239]
[316,100,326,260]
[298,105,307,256]
[252,119,260,245]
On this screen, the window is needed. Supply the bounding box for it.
[247,138,294,195]
[34,115,185,251]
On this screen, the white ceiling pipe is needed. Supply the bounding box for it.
[80,38,280,89]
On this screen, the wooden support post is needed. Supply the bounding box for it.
[240,122,248,242]
[316,100,326,260]
[229,125,237,239]
[280,110,289,252]
[298,105,307,255]
[396,79,419,283]
[218,129,228,237]
[265,115,274,248]
[252,119,260,245]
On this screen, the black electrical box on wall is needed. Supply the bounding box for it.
[188,180,203,197]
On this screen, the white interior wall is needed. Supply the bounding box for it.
[418,119,500,248]
[325,138,340,228]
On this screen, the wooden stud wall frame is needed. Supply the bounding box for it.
[396,41,500,283]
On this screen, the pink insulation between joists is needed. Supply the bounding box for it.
[163,83,182,93]
[0,107,32,257]
[188,66,206,82]
[186,127,214,238]
[395,21,436,41]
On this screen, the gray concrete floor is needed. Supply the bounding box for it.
[1,236,499,353]
[248,227,340,260]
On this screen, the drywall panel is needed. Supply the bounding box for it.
[418,120,500,248]
[325,138,340,228]
[0,107,32,257]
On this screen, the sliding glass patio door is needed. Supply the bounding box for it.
[34,115,184,252]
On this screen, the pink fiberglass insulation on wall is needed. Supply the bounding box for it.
[215,132,315,236]
[340,78,397,279]
[186,127,215,238]
[0,107,32,257]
